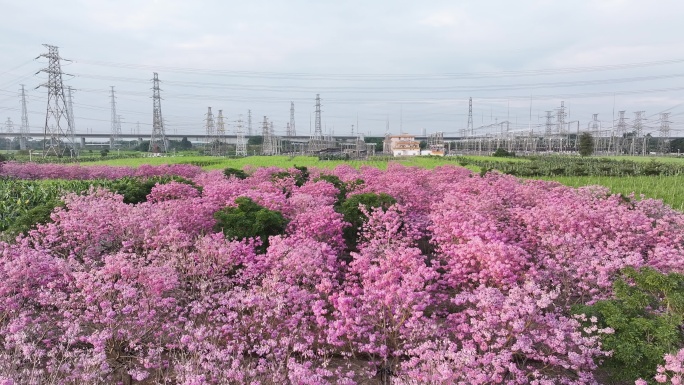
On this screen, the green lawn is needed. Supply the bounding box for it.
[539,175,684,211]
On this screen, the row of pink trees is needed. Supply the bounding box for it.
[1,163,684,384]
[0,162,202,180]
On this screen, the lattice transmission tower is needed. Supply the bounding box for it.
[110,86,121,149]
[288,101,296,136]
[262,116,274,155]
[616,111,628,155]
[467,97,473,136]
[36,44,76,157]
[235,115,247,156]
[19,85,29,151]
[215,109,226,156]
[205,107,216,154]
[631,111,645,156]
[149,73,168,154]
[5,118,14,152]
[66,86,77,154]
[659,112,671,154]
[314,94,322,139]
[247,109,253,136]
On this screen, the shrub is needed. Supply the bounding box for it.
[573,267,684,383]
[4,199,64,237]
[337,192,396,249]
[223,167,248,180]
[109,176,201,204]
[492,148,515,157]
[213,196,287,252]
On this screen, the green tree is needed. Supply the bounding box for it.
[578,132,594,157]
[180,137,192,150]
[213,197,287,253]
[248,136,264,146]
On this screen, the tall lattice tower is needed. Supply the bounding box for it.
[659,112,671,154]
[270,121,281,154]
[5,118,14,151]
[247,109,253,137]
[631,111,645,155]
[205,107,216,154]
[235,115,247,156]
[467,97,473,136]
[289,101,296,136]
[314,94,322,139]
[556,101,566,135]
[149,73,168,154]
[262,116,273,155]
[109,86,120,149]
[36,44,76,157]
[19,85,29,151]
[215,109,226,156]
[66,86,77,154]
[615,111,627,154]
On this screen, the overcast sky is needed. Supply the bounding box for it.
[1,0,684,139]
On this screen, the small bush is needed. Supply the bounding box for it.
[5,199,64,237]
[338,192,396,250]
[492,148,515,157]
[223,167,248,180]
[213,197,287,253]
[110,176,201,204]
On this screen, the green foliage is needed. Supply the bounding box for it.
[293,165,309,187]
[4,199,64,238]
[314,175,365,207]
[579,132,595,157]
[223,167,248,180]
[270,166,310,187]
[109,176,201,204]
[213,197,287,252]
[247,136,264,146]
[338,192,396,249]
[179,137,193,150]
[573,267,684,383]
[492,148,515,157]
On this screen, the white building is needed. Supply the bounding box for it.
[384,134,421,157]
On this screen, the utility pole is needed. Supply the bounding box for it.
[19,85,29,151]
[235,114,246,156]
[110,86,119,149]
[36,44,76,157]
[149,72,168,154]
